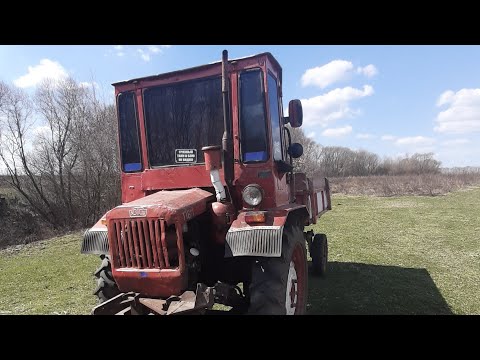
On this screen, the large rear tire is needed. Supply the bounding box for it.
[93,255,120,303]
[248,223,308,315]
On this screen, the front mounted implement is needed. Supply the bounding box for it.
[92,282,246,315]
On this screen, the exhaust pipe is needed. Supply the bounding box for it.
[202,145,226,202]
[221,50,233,187]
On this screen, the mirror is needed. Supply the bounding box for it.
[288,99,303,128]
[288,143,303,159]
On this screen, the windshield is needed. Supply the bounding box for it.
[143,76,224,167]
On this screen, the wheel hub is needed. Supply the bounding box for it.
[286,261,298,315]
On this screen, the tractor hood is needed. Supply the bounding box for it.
[106,188,215,225]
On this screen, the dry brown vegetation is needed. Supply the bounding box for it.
[0,78,120,230]
[330,172,480,197]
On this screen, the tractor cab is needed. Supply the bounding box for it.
[113,52,303,210]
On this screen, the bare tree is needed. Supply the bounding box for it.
[0,82,58,225]
[32,78,89,225]
[72,91,120,226]
[0,78,121,230]
[289,127,323,177]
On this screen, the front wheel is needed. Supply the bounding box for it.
[93,255,120,303]
[248,224,308,315]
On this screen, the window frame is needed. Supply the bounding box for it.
[267,70,284,162]
[117,91,143,173]
[238,67,269,164]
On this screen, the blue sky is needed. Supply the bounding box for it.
[1,45,479,167]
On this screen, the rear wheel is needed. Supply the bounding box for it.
[93,255,120,303]
[248,224,308,315]
[311,233,328,276]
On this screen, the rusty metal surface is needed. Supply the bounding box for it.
[166,293,196,315]
[115,307,132,315]
[165,283,214,315]
[94,283,234,315]
[104,188,214,297]
[293,173,331,225]
[139,298,168,315]
[110,188,215,225]
[110,219,176,270]
[113,53,280,89]
[91,292,136,315]
[109,221,186,298]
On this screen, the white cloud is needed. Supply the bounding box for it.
[395,136,436,146]
[306,131,316,138]
[436,90,454,106]
[137,49,151,62]
[441,138,470,146]
[136,46,172,62]
[147,45,171,54]
[32,125,51,137]
[356,133,375,139]
[301,60,378,89]
[321,125,353,137]
[381,135,396,141]
[357,64,378,78]
[110,45,171,61]
[79,81,99,89]
[301,60,353,89]
[434,88,480,134]
[300,85,374,127]
[148,45,161,54]
[13,59,68,88]
[112,45,125,57]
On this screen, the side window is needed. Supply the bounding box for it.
[117,92,142,172]
[239,69,268,162]
[267,73,282,161]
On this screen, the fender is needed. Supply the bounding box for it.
[225,204,309,258]
[81,212,109,255]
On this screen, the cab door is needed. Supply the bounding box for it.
[267,72,290,206]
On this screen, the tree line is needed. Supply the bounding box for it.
[290,127,441,178]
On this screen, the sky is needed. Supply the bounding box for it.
[1,45,480,167]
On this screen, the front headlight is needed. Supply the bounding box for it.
[242,184,263,207]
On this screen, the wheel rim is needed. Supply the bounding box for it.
[286,261,298,315]
[285,243,307,315]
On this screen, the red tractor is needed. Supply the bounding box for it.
[81,50,331,315]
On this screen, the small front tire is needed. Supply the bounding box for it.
[93,255,120,303]
[311,233,328,277]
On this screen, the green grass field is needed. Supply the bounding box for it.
[1,188,479,315]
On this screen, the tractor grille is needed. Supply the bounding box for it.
[110,219,179,270]
[225,226,283,257]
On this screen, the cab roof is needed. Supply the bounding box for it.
[112,52,282,86]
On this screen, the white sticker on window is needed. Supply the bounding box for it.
[175,149,197,163]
